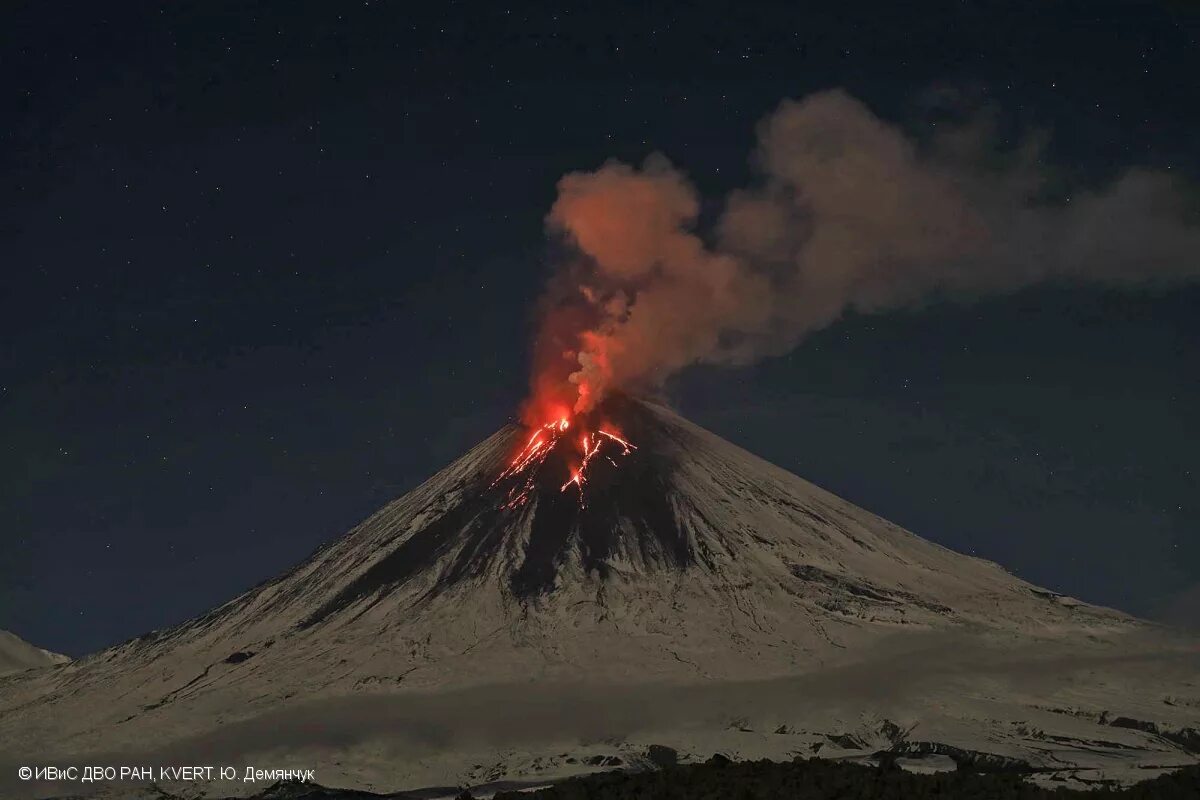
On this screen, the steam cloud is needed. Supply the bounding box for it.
[535,89,1200,415]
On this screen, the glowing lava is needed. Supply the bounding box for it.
[491,416,637,509]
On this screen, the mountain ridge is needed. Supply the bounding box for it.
[1,398,1196,798]
[0,629,69,677]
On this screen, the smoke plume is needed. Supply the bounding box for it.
[530,89,1200,417]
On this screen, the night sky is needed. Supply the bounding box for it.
[3,1,1198,657]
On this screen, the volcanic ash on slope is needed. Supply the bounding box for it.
[1,397,1178,790]
[0,400,1135,729]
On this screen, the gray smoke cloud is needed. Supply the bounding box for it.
[545,89,1200,410]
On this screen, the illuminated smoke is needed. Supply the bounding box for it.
[533,89,1200,414]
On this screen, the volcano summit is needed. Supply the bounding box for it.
[2,398,1197,797]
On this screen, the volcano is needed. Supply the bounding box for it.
[2,398,1198,796]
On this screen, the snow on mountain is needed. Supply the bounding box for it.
[1,397,1196,798]
[0,630,68,676]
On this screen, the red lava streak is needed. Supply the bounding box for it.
[492,417,637,509]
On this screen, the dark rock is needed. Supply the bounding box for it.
[827,733,864,749]
[1110,716,1158,734]
[1173,728,1200,754]
[646,744,678,768]
[881,741,1032,774]
[878,719,906,744]
[1109,716,1200,754]
[586,754,622,766]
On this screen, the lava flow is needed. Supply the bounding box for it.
[491,417,637,509]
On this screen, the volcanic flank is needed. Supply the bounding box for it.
[0,630,68,677]
[250,393,1129,666]
[2,398,1198,796]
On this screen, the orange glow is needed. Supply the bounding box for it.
[597,429,635,452]
[491,413,637,510]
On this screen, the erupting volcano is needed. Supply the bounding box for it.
[492,411,638,510]
[1,396,1197,796]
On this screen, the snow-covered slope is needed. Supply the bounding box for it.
[1,398,1196,797]
[0,630,68,676]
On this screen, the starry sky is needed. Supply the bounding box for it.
[3,1,1198,656]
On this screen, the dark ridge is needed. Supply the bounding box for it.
[875,741,1034,773]
[509,398,695,596]
[299,397,704,622]
[508,475,580,595]
[790,563,897,604]
[510,434,689,596]
[300,491,507,628]
[646,745,679,768]
[1108,717,1200,754]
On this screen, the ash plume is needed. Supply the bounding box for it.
[536,89,1200,413]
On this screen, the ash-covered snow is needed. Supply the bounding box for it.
[0,630,68,677]
[1,398,1196,799]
